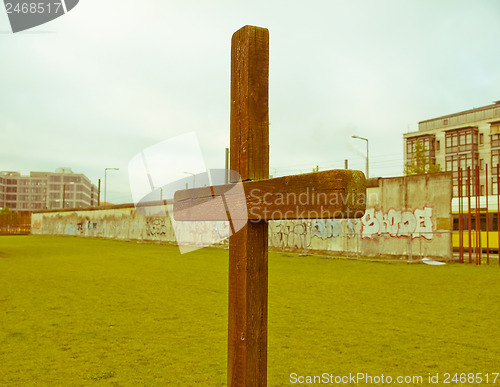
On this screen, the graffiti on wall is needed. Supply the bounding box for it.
[360,207,433,239]
[214,221,230,240]
[269,221,312,249]
[270,219,361,250]
[64,224,77,234]
[311,219,357,239]
[170,220,232,249]
[77,221,98,232]
[145,217,168,237]
[63,220,98,235]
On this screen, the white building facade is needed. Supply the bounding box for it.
[404,101,500,197]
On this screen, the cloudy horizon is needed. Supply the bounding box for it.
[2,0,499,204]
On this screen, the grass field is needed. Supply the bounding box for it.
[0,236,499,386]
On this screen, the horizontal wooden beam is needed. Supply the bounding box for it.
[173,169,366,221]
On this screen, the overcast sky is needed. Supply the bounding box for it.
[2,0,500,204]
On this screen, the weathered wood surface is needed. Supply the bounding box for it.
[173,169,366,221]
[228,25,269,387]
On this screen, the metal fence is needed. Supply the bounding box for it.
[456,164,500,266]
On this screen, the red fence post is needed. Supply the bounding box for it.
[0,211,31,235]
[467,166,472,264]
[475,165,481,265]
[486,164,489,264]
[458,168,464,263]
[497,164,500,266]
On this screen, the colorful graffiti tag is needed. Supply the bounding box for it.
[360,207,433,239]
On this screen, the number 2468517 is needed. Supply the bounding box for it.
[5,2,62,14]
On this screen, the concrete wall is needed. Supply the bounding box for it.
[32,172,453,259]
[32,206,175,241]
[359,172,452,258]
[268,172,452,259]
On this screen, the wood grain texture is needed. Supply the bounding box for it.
[228,25,269,387]
[173,169,366,221]
[230,25,269,182]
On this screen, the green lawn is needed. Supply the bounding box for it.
[0,236,499,386]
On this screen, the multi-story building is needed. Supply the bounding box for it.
[404,100,500,197]
[0,168,98,212]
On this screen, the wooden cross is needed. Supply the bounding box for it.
[173,25,366,387]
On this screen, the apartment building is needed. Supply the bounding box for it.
[404,100,500,197]
[0,168,98,212]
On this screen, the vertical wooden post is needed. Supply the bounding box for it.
[228,25,269,387]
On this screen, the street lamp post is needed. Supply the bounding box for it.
[153,186,164,201]
[184,172,195,189]
[352,135,369,178]
[104,167,119,205]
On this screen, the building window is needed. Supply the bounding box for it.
[405,134,436,165]
[445,128,479,197]
[443,119,448,125]
[491,151,500,194]
[480,133,484,144]
[436,140,440,151]
[63,176,81,183]
[445,127,478,154]
[492,134,500,148]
